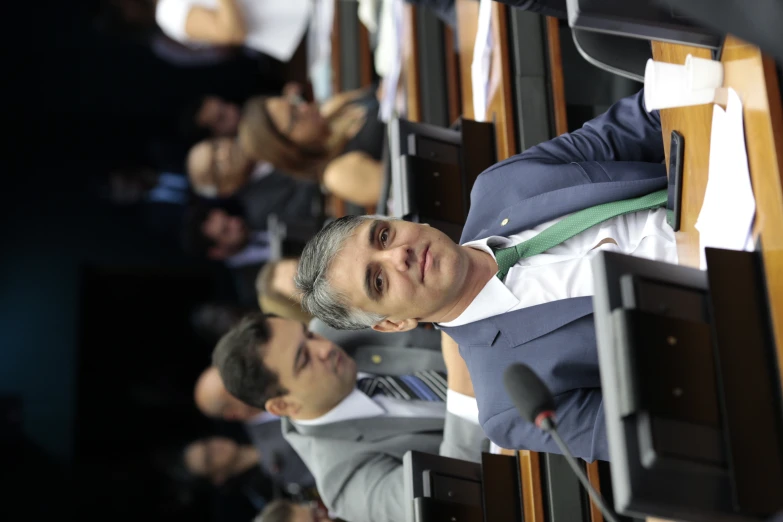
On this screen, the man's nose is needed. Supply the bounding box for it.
[381,244,412,273]
[316,341,334,361]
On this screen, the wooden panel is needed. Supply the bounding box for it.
[330,0,342,94]
[519,450,546,522]
[456,0,478,120]
[652,35,783,392]
[455,0,516,158]
[444,25,462,125]
[545,17,568,136]
[403,5,422,122]
[585,461,604,522]
[486,3,517,160]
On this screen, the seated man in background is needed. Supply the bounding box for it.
[213,314,485,522]
[196,366,316,492]
[183,202,277,268]
[256,499,333,522]
[296,90,672,462]
[184,436,264,487]
[186,136,278,198]
[256,258,313,324]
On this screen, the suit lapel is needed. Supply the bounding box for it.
[464,177,667,242]
[443,296,593,347]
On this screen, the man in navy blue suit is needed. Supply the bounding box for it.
[295,89,673,462]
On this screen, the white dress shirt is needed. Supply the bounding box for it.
[293,373,479,427]
[156,0,311,62]
[440,208,678,327]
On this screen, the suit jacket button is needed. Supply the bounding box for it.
[372,355,382,364]
[501,218,509,226]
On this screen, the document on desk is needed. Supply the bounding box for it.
[471,0,493,122]
[307,0,335,101]
[378,0,404,122]
[695,88,756,269]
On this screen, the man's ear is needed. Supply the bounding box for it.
[265,396,299,418]
[372,317,419,333]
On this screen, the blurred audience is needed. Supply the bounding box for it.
[181,95,243,143]
[256,499,334,522]
[154,0,310,62]
[183,203,267,265]
[255,258,312,324]
[238,85,385,206]
[186,137,274,198]
[184,436,260,486]
[191,301,255,345]
[181,84,303,144]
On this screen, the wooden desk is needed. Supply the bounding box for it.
[652,35,783,389]
[645,35,783,522]
[403,5,422,122]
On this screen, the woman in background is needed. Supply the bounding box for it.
[255,258,312,324]
[103,0,310,62]
[238,86,386,207]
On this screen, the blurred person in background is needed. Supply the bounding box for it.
[238,85,385,207]
[255,258,312,324]
[180,83,304,144]
[184,436,261,486]
[182,203,268,264]
[185,137,324,224]
[191,301,256,346]
[256,499,334,522]
[98,0,310,63]
[186,137,275,198]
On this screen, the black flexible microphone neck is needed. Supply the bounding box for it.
[503,364,621,522]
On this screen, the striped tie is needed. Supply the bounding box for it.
[358,371,448,401]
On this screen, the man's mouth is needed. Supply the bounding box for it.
[420,246,430,282]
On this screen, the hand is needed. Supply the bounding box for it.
[442,332,475,397]
[282,82,303,97]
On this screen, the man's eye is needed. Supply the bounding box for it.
[375,272,384,292]
[380,229,389,246]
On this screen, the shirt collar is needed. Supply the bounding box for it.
[437,241,519,328]
[292,386,385,427]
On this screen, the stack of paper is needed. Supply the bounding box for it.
[378,0,404,122]
[695,88,756,269]
[471,0,493,122]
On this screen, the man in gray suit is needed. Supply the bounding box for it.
[212,313,485,522]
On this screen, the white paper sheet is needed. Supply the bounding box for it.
[695,88,756,269]
[378,0,404,122]
[307,0,335,100]
[471,0,493,122]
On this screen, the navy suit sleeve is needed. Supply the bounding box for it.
[517,89,664,165]
[482,388,609,462]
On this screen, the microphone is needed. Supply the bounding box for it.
[503,364,621,522]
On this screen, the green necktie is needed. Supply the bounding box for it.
[493,189,667,281]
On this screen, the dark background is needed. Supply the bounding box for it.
[2,2,265,520]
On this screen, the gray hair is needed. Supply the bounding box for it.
[296,215,387,330]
